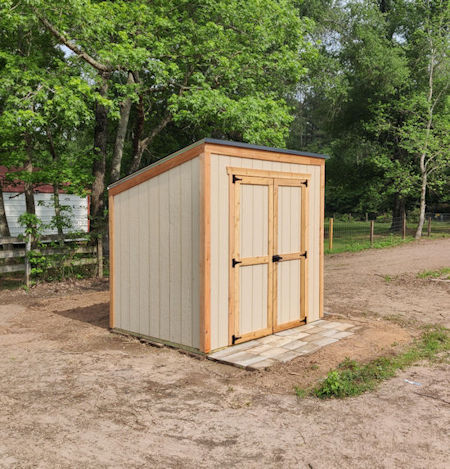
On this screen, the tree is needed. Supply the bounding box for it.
[28,0,315,231]
[401,0,449,238]
[0,1,94,235]
[291,0,449,228]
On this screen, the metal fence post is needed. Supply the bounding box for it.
[370,220,374,246]
[97,234,103,279]
[25,232,31,288]
[329,218,333,251]
[427,217,431,237]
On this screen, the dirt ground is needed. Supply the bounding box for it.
[0,239,449,468]
[325,237,450,327]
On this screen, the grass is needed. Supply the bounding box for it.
[325,235,415,255]
[324,218,450,255]
[417,267,450,280]
[295,326,449,399]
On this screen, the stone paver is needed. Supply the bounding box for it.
[208,319,356,370]
[284,339,308,350]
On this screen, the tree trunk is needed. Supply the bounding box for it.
[90,78,109,233]
[0,182,11,238]
[24,135,35,215]
[53,184,64,241]
[415,160,427,240]
[110,71,135,183]
[47,129,64,240]
[130,95,145,174]
[129,114,172,174]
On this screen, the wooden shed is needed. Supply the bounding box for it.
[108,139,327,354]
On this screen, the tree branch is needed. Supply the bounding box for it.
[34,10,113,74]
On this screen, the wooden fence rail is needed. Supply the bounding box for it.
[0,234,103,285]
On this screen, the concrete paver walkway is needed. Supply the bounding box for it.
[208,320,356,370]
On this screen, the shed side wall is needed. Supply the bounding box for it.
[209,154,322,351]
[113,156,201,349]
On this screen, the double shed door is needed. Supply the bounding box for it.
[228,168,309,346]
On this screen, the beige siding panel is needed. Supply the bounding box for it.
[119,190,130,331]
[209,154,321,350]
[158,171,171,341]
[239,264,268,335]
[277,259,301,325]
[148,180,160,338]
[180,161,193,347]
[278,185,301,254]
[191,157,201,349]
[169,166,182,344]
[240,184,268,258]
[138,183,150,336]
[113,157,201,349]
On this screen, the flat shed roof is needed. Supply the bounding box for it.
[108,138,328,191]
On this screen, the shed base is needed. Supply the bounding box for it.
[111,328,204,356]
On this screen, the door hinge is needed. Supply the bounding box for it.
[272,254,283,262]
[300,250,308,259]
[232,258,242,268]
[232,175,242,183]
[303,180,308,187]
[232,334,241,345]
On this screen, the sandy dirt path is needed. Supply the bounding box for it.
[0,239,449,468]
[325,238,450,326]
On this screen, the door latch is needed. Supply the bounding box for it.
[272,254,283,262]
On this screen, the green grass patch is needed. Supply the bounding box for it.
[295,326,449,399]
[324,235,414,255]
[323,219,450,255]
[417,267,450,280]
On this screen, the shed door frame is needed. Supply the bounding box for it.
[227,167,310,346]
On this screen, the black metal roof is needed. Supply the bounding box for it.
[203,138,329,159]
[109,138,328,189]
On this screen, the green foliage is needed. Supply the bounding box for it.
[417,267,450,280]
[17,209,95,282]
[295,327,449,399]
[292,0,449,219]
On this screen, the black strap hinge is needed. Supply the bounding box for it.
[303,179,308,187]
[232,258,242,268]
[232,175,242,183]
[300,250,308,259]
[272,254,282,262]
[232,334,241,345]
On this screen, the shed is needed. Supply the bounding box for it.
[0,166,89,236]
[108,139,327,354]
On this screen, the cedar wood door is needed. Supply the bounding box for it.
[229,170,309,345]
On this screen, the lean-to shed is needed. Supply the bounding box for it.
[108,139,327,354]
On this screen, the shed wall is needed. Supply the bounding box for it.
[4,193,88,236]
[209,154,322,351]
[113,157,201,350]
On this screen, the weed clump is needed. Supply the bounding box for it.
[295,327,449,399]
